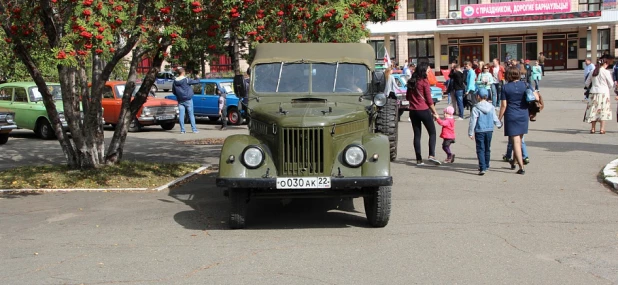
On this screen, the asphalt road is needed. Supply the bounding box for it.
[1,70,618,284]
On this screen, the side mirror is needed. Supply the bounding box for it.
[233,75,247,98]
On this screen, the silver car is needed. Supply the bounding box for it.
[154,71,175,92]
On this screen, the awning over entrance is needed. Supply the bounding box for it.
[366,10,618,35]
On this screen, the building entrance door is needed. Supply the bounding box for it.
[459,45,483,64]
[542,40,567,70]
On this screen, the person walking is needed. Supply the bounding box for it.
[406,62,441,166]
[490,58,505,108]
[584,58,595,101]
[451,64,466,121]
[433,106,457,163]
[523,59,532,83]
[503,136,530,165]
[383,68,402,99]
[584,57,614,134]
[498,67,530,174]
[218,87,228,130]
[172,67,201,134]
[465,61,477,111]
[476,64,494,100]
[531,61,542,91]
[537,52,546,76]
[469,91,502,175]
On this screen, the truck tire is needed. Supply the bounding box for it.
[0,133,8,145]
[376,98,398,161]
[35,118,56,140]
[229,188,249,229]
[363,186,391,227]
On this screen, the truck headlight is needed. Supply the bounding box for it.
[5,114,14,124]
[241,146,264,169]
[174,106,179,114]
[343,145,366,168]
[373,93,387,107]
[142,107,152,116]
[58,113,66,122]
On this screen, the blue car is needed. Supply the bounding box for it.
[391,74,442,121]
[165,79,243,125]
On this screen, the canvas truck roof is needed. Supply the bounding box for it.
[251,43,375,70]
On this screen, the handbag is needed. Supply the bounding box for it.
[525,88,536,102]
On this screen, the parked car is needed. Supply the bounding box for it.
[102,81,179,132]
[165,79,243,125]
[391,74,443,121]
[0,82,69,139]
[154,71,175,92]
[0,107,17,144]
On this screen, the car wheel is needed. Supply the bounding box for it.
[229,188,249,229]
[228,107,242,126]
[128,119,142,132]
[160,122,175,131]
[376,98,398,161]
[0,133,8,145]
[36,118,56,140]
[363,186,391,227]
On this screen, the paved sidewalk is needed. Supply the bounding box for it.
[1,70,617,284]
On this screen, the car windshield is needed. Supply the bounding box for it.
[115,85,141,98]
[253,63,368,94]
[29,85,62,102]
[220,82,234,94]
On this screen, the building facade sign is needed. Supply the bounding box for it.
[603,0,616,10]
[438,11,601,26]
[461,0,571,19]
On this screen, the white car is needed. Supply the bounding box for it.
[154,71,175,92]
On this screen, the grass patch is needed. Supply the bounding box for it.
[178,138,225,145]
[0,161,202,189]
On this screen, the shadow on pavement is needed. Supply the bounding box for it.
[526,141,618,155]
[168,172,371,230]
[0,192,42,199]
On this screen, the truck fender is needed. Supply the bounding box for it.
[218,134,277,179]
[361,133,391,177]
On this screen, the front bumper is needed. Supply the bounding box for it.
[138,115,178,125]
[0,124,17,133]
[216,176,393,189]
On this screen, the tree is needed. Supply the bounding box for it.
[171,0,401,74]
[0,0,190,169]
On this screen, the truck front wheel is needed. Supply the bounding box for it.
[376,98,399,161]
[229,188,249,229]
[363,186,391,227]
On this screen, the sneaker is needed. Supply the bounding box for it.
[523,157,530,165]
[456,117,464,121]
[502,155,509,162]
[416,160,425,166]
[443,157,452,164]
[427,157,442,165]
[450,154,456,163]
[478,170,486,176]
[220,127,227,131]
[180,131,186,134]
[192,131,199,134]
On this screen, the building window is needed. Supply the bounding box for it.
[449,0,479,12]
[210,55,232,73]
[586,29,610,57]
[408,38,434,66]
[407,0,436,20]
[579,0,601,11]
[368,40,397,61]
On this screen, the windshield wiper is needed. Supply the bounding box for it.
[332,62,339,92]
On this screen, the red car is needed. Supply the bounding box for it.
[101,81,179,132]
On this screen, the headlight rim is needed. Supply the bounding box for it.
[373,93,387,107]
[241,145,265,169]
[343,144,367,168]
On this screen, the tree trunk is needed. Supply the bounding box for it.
[105,45,169,164]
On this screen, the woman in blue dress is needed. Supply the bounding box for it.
[498,66,530,175]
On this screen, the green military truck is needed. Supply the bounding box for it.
[216,43,398,229]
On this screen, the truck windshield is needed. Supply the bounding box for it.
[29,85,62,102]
[253,63,368,94]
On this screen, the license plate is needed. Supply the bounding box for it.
[401,100,409,106]
[157,115,174,120]
[276,177,331,189]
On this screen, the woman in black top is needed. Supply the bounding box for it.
[450,65,466,120]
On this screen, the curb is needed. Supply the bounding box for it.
[0,164,211,194]
[601,159,618,192]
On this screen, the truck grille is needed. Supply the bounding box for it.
[281,127,324,176]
